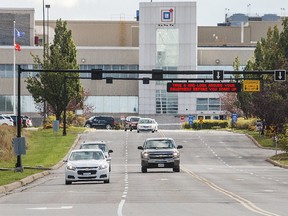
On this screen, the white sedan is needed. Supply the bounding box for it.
[79,141,113,172]
[137,118,158,133]
[64,149,110,184]
[0,115,14,126]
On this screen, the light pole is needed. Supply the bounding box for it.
[42,0,47,124]
[42,0,45,50]
[45,4,50,51]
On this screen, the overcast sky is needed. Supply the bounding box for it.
[1,0,288,26]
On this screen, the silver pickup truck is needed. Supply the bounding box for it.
[137,137,183,173]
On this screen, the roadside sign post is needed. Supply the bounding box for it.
[199,117,203,129]
[231,113,238,127]
[188,116,194,126]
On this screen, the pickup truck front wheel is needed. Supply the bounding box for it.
[173,166,180,172]
[141,166,147,173]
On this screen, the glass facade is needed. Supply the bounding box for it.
[0,64,140,113]
[156,90,178,114]
[196,98,221,111]
[156,29,179,68]
[155,29,179,114]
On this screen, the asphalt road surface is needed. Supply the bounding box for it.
[0,130,287,216]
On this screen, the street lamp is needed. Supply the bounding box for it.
[42,0,45,50]
[45,4,50,53]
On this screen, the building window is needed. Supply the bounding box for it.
[196,98,221,111]
[156,90,178,114]
[79,64,139,79]
[0,96,13,112]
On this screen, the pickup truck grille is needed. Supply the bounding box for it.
[149,153,173,159]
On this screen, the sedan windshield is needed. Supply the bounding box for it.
[80,144,107,152]
[69,151,104,161]
[139,119,153,124]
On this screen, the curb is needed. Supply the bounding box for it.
[246,134,288,169]
[0,133,82,195]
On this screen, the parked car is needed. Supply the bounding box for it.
[137,118,158,133]
[85,116,115,129]
[0,115,14,126]
[79,141,113,171]
[124,116,141,131]
[6,115,32,127]
[0,115,15,126]
[137,137,183,173]
[64,149,110,184]
[22,115,33,127]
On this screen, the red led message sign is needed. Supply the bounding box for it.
[167,82,241,92]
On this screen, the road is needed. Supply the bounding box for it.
[0,130,287,216]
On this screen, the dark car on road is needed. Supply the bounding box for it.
[124,116,141,131]
[137,137,183,173]
[85,116,115,129]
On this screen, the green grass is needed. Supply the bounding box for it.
[271,153,288,165]
[0,127,85,186]
[247,131,275,148]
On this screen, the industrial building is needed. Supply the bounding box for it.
[0,2,285,123]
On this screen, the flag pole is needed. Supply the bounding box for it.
[13,20,16,115]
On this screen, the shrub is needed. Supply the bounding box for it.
[182,120,228,130]
[0,126,16,162]
[234,118,256,130]
[73,116,86,127]
[43,115,57,129]
[278,134,288,153]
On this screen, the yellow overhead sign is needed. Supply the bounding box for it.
[243,80,260,92]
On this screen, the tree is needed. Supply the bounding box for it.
[26,19,83,121]
[220,57,245,117]
[241,18,288,132]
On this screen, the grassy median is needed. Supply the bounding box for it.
[0,127,85,186]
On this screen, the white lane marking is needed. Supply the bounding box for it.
[27,206,73,210]
[117,199,125,216]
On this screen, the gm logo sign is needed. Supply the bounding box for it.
[161,8,175,23]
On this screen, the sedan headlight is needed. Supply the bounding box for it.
[99,163,108,170]
[66,165,76,171]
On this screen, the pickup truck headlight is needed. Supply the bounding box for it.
[142,152,149,159]
[173,151,180,159]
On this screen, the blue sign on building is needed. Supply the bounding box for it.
[161,8,175,23]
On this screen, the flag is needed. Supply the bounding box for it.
[15,28,25,37]
[15,43,21,51]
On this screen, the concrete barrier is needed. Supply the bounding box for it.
[0,186,6,194]
[20,176,34,186]
[4,182,22,193]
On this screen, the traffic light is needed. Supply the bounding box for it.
[91,69,103,80]
[152,69,163,80]
[143,77,150,84]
